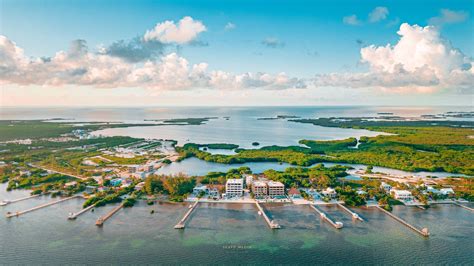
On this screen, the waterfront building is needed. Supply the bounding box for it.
[440,188,454,195]
[288,187,301,199]
[225,179,243,198]
[380,182,392,192]
[425,185,440,194]
[64,181,78,188]
[208,188,220,199]
[268,181,285,198]
[244,174,254,188]
[252,181,268,197]
[321,187,337,199]
[193,184,209,195]
[391,189,414,201]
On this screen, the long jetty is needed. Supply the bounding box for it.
[174,200,200,229]
[375,206,429,237]
[255,202,281,229]
[310,205,343,229]
[0,194,41,206]
[337,203,364,221]
[453,202,474,212]
[6,195,81,218]
[95,203,124,226]
[68,204,95,220]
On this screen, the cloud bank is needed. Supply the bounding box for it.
[314,23,473,93]
[0,20,471,94]
[0,36,304,90]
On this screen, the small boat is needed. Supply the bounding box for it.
[258,211,262,216]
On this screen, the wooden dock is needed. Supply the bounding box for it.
[453,202,474,212]
[5,195,81,218]
[310,205,343,229]
[174,200,199,229]
[0,194,41,206]
[95,203,124,226]
[337,203,364,221]
[68,204,95,220]
[375,206,429,237]
[255,202,281,229]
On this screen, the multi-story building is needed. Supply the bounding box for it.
[244,174,254,188]
[391,189,414,201]
[252,181,268,197]
[225,179,243,198]
[268,181,285,197]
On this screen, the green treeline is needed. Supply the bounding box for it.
[177,121,474,175]
[144,174,196,202]
[262,164,348,188]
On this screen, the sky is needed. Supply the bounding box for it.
[0,0,473,106]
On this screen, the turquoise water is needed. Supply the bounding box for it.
[0,183,473,264]
[1,106,473,264]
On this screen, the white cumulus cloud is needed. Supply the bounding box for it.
[314,23,474,93]
[368,7,389,23]
[144,16,206,44]
[0,36,304,91]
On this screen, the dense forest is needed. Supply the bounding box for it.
[177,119,474,175]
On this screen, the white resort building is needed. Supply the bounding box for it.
[225,179,244,198]
[321,187,337,199]
[391,189,414,201]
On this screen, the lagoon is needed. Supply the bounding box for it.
[156,157,470,178]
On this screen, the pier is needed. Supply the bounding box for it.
[453,202,474,212]
[337,203,364,221]
[255,202,280,229]
[68,204,95,219]
[375,206,429,237]
[310,205,343,229]
[6,195,81,218]
[95,203,124,226]
[0,194,41,206]
[174,200,200,229]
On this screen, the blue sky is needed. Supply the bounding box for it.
[1,0,473,106]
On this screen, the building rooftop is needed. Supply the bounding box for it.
[288,187,300,195]
[226,179,243,184]
[253,181,267,187]
[268,181,284,187]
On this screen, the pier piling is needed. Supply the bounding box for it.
[310,205,343,229]
[255,202,281,229]
[0,194,41,206]
[375,206,429,237]
[95,203,123,226]
[68,204,95,220]
[337,203,364,221]
[453,202,474,212]
[6,195,81,218]
[174,200,199,229]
